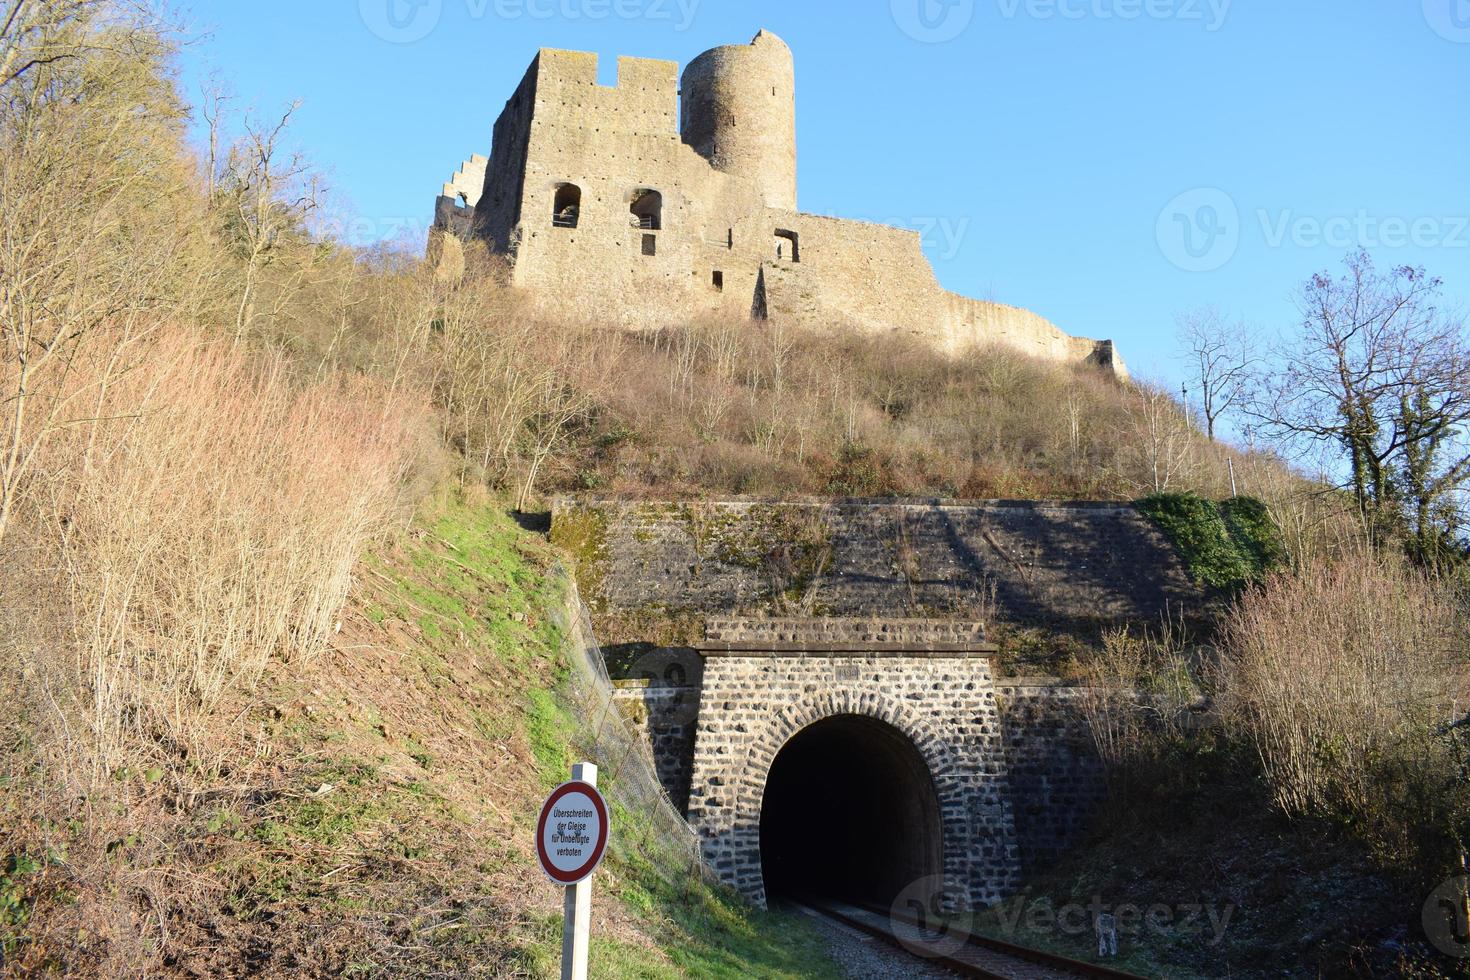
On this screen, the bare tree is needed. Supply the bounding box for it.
[1177,307,1255,441]
[1124,382,1196,494]
[0,1,188,544]
[215,100,323,344]
[1252,251,1470,554]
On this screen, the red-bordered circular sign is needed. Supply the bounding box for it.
[535,780,609,885]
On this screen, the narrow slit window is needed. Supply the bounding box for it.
[712,270,724,291]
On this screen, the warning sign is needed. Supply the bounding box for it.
[536,780,609,885]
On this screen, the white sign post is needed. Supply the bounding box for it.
[536,761,609,980]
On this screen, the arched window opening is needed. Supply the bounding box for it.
[630,188,663,230]
[774,228,800,263]
[552,183,581,228]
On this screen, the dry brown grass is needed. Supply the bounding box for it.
[23,328,430,786]
[1220,554,1468,821]
[385,265,1302,512]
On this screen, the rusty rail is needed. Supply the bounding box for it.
[797,897,1149,980]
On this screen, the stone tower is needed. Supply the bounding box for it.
[680,30,797,211]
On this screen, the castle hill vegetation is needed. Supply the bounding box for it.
[1,3,1469,977]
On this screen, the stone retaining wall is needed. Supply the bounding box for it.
[995,680,1108,873]
[553,497,1198,634]
[686,648,1020,910]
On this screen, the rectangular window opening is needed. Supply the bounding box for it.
[775,228,800,263]
[712,270,724,291]
[641,233,657,256]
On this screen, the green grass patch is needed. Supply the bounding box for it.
[524,687,571,790]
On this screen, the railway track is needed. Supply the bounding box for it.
[793,896,1147,980]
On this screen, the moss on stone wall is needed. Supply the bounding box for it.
[1136,493,1283,591]
[672,503,833,609]
[548,503,610,613]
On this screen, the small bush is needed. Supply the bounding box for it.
[1138,492,1283,589]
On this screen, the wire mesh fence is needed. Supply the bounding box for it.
[548,568,712,890]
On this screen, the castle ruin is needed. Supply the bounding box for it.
[433,30,1125,375]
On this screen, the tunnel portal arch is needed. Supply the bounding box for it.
[759,712,944,906]
[685,621,1022,912]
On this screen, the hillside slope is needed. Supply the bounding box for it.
[0,490,842,977]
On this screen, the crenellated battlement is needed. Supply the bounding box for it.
[431,30,1127,377]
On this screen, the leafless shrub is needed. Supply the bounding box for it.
[1075,620,1204,797]
[32,327,428,782]
[1219,554,1467,821]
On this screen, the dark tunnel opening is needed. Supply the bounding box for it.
[759,714,943,907]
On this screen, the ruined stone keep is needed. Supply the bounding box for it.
[433,30,1126,374]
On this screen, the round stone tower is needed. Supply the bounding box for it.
[680,29,797,211]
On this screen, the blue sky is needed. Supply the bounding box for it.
[177,1,1469,387]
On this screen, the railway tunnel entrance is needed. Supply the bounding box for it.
[759,714,943,906]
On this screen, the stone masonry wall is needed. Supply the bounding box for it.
[704,617,986,648]
[614,663,1111,885]
[552,497,1199,632]
[995,680,1108,873]
[611,681,699,813]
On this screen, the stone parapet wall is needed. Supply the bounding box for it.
[703,617,988,648]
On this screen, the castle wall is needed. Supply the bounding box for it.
[444,32,1126,374]
[474,61,538,252]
